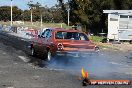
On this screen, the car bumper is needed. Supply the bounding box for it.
[56,50,99,58]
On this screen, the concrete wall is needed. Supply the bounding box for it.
[108,14,119,40]
[118,29,132,40]
[108,14,132,41]
[104,10,132,41]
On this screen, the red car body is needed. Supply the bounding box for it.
[30,28,99,61]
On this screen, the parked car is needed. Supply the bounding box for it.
[30,28,99,61]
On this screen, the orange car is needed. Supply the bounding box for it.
[30,28,99,61]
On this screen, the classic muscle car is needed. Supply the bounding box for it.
[30,28,99,61]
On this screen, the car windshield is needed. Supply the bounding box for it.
[55,31,89,41]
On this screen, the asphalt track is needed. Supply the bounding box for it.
[0,30,132,88]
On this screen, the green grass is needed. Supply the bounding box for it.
[90,36,104,42]
[0,21,71,29]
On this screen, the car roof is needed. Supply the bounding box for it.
[50,28,82,32]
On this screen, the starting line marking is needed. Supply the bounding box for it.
[18,56,29,62]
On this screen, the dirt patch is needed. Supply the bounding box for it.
[96,42,132,52]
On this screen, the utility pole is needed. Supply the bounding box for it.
[68,7,70,26]
[40,0,43,30]
[40,13,43,29]
[28,0,33,25]
[11,0,13,26]
[67,0,70,26]
[31,8,33,25]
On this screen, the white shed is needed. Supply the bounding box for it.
[103,10,132,41]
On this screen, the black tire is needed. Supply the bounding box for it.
[31,48,37,56]
[43,50,55,62]
[46,50,52,61]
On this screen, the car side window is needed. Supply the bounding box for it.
[41,31,45,38]
[79,33,89,41]
[55,32,64,39]
[46,30,52,39]
[41,29,50,38]
[41,29,51,39]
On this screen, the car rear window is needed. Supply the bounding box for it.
[55,31,89,41]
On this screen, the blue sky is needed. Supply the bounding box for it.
[0,0,67,10]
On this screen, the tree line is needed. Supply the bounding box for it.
[58,0,132,34]
[0,1,63,23]
[0,0,132,34]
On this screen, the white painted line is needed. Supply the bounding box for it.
[109,62,131,68]
[49,68,64,71]
[6,87,14,88]
[18,56,29,62]
[109,62,121,65]
[2,52,6,55]
[33,76,40,78]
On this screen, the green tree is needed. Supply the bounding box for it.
[22,10,30,21]
[0,6,11,21]
[58,0,68,23]
[27,0,41,22]
[58,0,132,34]
[12,6,22,21]
[0,6,22,21]
[51,4,63,23]
[122,0,132,9]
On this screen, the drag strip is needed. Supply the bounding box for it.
[0,31,45,68]
[1,30,132,82]
[0,31,31,54]
[0,40,83,88]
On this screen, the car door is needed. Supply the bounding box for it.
[45,29,52,46]
[35,30,47,54]
[40,29,51,54]
[33,33,43,53]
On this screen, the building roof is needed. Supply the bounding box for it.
[103,10,132,15]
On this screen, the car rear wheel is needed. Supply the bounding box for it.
[44,50,54,62]
[47,51,51,61]
[31,48,36,56]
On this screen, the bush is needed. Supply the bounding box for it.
[90,36,104,42]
